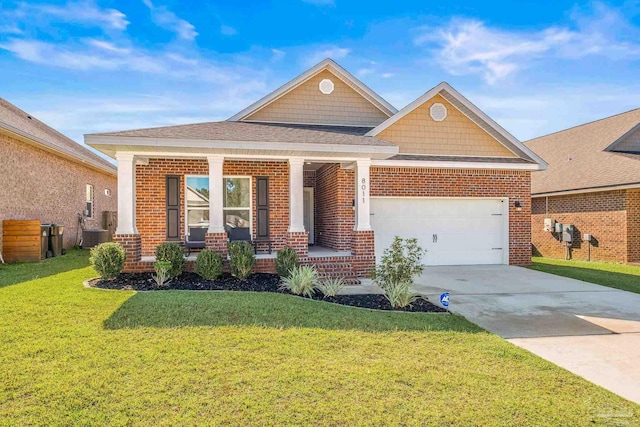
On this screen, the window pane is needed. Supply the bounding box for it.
[224,209,250,229]
[186,177,209,208]
[188,209,209,227]
[224,178,250,208]
[86,184,93,202]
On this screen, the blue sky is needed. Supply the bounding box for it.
[1,0,639,153]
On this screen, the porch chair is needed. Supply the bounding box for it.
[227,227,258,254]
[185,227,207,256]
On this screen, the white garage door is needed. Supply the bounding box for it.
[370,198,508,266]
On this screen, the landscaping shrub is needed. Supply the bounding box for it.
[280,265,318,297]
[195,249,224,280]
[152,261,172,287]
[371,236,426,308]
[316,277,345,297]
[90,242,125,280]
[228,241,255,279]
[276,247,299,277]
[155,242,185,278]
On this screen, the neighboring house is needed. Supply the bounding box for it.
[86,59,546,276]
[0,98,117,250]
[525,109,640,263]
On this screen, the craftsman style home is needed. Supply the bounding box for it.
[86,59,546,277]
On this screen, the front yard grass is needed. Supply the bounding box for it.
[530,256,640,294]
[0,251,638,425]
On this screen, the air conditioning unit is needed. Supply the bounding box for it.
[82,229,109,249]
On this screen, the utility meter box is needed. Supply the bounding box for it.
[554,222,563,233]
[583,233,592,242]
[543,218,556,232]
[562,225,574,242]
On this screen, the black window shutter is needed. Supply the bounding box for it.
[166,175,180,240]
[256,176,269,239]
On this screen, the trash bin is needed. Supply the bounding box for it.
[49,224,65,257]
[41,223,52,259]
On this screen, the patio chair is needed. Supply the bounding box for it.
[185,227,207,256]
[227,227,258,254]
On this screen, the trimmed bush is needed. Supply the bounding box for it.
[280,265,318,297]
[195,249,224,280]
[90,242,125,280]
[371,236,426,308]
[228,241,255,279]
[155,242,185,278]
[316,277,345,297]
[276,247,299,277]
[153,261,172,287]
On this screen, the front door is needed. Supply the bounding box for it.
[303,187,314,244]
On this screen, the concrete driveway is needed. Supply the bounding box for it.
[353,265,640,404]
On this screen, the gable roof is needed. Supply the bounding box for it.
[366,82,547,167]
[0,98,116,175]
[524,108,640,195]
[228,58,398,122]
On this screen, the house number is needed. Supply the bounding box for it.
[361,178,367,203]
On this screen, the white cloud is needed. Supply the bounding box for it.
[142,0,198,41]
[302,0,335,6]
[0,25,23,35]
[220,25,237,36]
[380,72,394,78]
[271,48,286,62]
[415,3,640,84]
[87,39,130,54]
[16,1,129,31]
[357,68,374,76]
[304,46,350,66]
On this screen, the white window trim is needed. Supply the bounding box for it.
[185,175,252,236]
[86,184,94,218]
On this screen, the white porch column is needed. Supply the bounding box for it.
[288,157,306,232]
[115,152,138,234]
[207,155,225,233]
[355,159,372,231]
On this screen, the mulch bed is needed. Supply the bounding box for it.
[90,273,447,313]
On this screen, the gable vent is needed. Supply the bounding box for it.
[430,103,447,121]
[319,78,334,95]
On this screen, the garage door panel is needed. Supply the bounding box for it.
[371,198,506,266]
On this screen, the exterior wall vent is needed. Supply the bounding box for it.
[319,79,335,95]
[430,102,447,121]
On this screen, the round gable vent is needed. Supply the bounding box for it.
[319,78,334,95]
[430,102,447,121]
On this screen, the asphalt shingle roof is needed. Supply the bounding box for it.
[524,109,640,195]
[0,98,116,175]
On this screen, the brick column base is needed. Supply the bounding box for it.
[287,231,309,258]
[206,232,228,258]
[352,230,375,277]
[114,234,142,271]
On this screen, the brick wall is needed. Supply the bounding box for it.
[135,158,289,256]
[370,167,532,266]
[315,164,355,251]
[0,131,116,250]
[628,189,640,263]
[531,190,629,262]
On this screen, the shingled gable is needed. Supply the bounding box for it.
[366,82,546,167]
[228,58,397,126]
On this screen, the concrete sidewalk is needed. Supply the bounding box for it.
[347,265,640,404]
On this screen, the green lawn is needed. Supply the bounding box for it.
[0,251,638,425]
[530,257,640,294]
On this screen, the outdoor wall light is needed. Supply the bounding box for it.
[514,201,523,211]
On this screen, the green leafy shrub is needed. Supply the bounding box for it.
[228,241,255,279]
[316,277,345,297]
[195,249,224,280]
[371,236,426,308]
[280,265,318,297]
[90,242,125,280]
[153,261,172,287]
[276,247,299,277]
[155,242,185,278]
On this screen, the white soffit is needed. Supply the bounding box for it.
[227,58,398,121]
[365,82,548,169]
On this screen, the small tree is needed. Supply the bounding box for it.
[228,241,255,279]
[195,249,224,280]
[90,242,125,280]
[371,237,426,308]
[276,247,299,278]
[155,242,185,278]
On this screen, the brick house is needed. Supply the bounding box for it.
[525,109,640,263]
[86,59,546,276]
[0,98,117,250]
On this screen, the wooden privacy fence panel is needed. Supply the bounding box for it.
[2,220,41,262]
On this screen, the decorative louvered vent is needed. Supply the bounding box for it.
[319,79,334,94]
[430,103,447,121]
